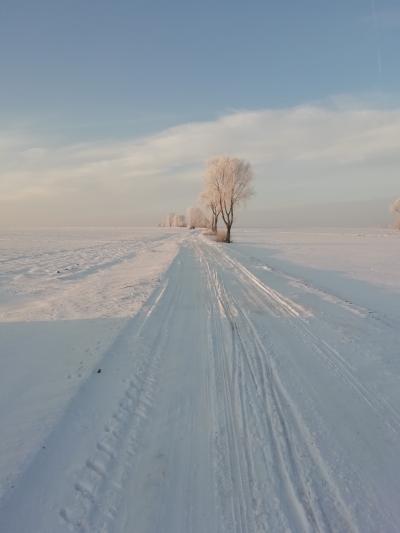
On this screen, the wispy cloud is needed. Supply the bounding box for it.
[1,102,400,225]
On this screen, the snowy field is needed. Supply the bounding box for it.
[0,228,182,505]
[0,227,400,532]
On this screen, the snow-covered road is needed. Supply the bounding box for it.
[1,230,400,532]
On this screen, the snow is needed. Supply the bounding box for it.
[0,227,181,504]
[234,227,400,292]
[0,227,183,321]
[1,227,400,532]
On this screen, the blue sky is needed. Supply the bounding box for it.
[1,0,399,138]
[1,0,400,225]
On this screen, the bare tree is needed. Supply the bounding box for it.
[205,156,253,243]
[390,198,400,229]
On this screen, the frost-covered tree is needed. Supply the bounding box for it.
[173,214,186,227]
[186,207,209,229]
[165,213,175,227]
[201,186,221,233]
[390,198,400,229]
[204,156,253,243]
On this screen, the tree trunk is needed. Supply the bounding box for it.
[212,214,217,233]
[225,224,232,243]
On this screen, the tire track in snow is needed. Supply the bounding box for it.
[202,239,312,320]
[204,239,400,436]
[197,239,359,532]
[57,277,182,533]
[203,263,259,533]
[231,251,369,319]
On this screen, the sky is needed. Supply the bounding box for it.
[1,0,400,227]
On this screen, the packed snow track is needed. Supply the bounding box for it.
[1,230,400,532]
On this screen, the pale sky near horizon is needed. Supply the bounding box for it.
[1,0,400,227]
